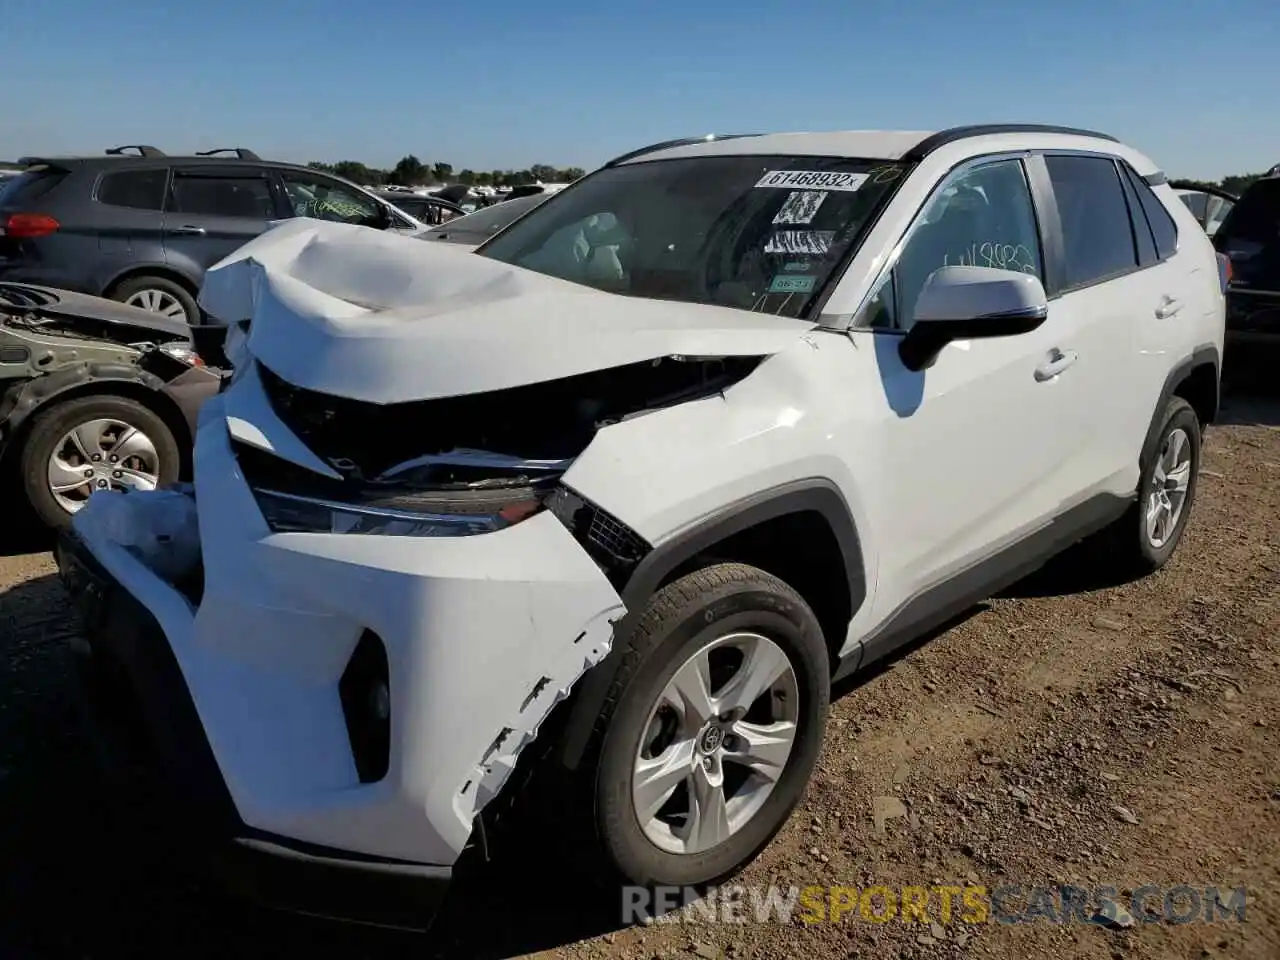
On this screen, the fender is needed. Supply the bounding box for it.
[1140,344,1220,473]
[0,362,169,459]
[557,477,867,770]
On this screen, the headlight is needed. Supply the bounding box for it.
[157,341,205,366]
[251,484,547,537]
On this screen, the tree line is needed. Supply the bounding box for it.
[306,155,587,188]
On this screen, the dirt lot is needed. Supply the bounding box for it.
[1,387,1277,960]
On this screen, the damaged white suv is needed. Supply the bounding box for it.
[57,125,1225,927]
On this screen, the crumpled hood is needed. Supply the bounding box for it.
[198,218,815,404]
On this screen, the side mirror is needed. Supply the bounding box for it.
[899,265,1048,372]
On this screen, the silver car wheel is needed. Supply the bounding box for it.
[632,631,799,856]
[46,418,161,513]
[1145,426,1192,548]
[124,288,187,319]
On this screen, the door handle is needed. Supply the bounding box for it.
[1034,349,1078,382]
[1154,295,1184,319]
[171,224,206,235]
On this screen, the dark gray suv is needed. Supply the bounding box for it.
[0,146,424,325]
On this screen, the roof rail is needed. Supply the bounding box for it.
[904,124,1120,162]
[605,133,762,167]
[105,144,166,157]
[194,147,262,160]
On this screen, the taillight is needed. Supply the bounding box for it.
[2,213,60,239]
[1215,252,1232,293]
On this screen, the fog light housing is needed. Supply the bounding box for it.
[339,630,390,783]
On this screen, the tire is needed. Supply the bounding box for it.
[1104,396,1202,574]
[581,562,830,889]
[18,394,181,531]
[110,275,200,325]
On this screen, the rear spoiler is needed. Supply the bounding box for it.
[15,156,76,170]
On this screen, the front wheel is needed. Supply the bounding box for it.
[586,563,830,889]
[18,395,181,531]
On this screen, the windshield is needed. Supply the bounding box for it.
[477,155,908,318]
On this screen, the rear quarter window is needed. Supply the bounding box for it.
[1126,168,1178,260]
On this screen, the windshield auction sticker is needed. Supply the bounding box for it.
[756,170,870,191]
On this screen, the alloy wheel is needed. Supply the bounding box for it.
[1145,426,1192,548]
[46,418,161,513]
[632,631,799,856]
[124,288,187,319]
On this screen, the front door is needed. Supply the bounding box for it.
[850,156,1090,619]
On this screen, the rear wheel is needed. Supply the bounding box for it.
[581,563,830,889]
[112,275,200,325]
[18,395,180,531]
[1102,396,1202,574]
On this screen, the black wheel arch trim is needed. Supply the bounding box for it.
[557,477,866,771]
[1142,344,1220,472]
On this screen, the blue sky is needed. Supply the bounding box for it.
[2,0,1276,179]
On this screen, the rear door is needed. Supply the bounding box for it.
[162,164,281,278]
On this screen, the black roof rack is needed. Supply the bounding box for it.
[605,134,762,167]
[904,124,1119,162]
[105,144,166,157]
[194,147,261,161]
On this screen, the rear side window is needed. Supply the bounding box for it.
[97,168,167,210]
[0,167,68,207]
[1122,166,1178,260]
[170,173,275,218]
[1044,155,1137,289]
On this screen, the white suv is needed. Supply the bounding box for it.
[57,124,1225,927]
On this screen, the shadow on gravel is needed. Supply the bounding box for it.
[0,573,624,959]
[0,477,53,558]
[1220,348,1280,426]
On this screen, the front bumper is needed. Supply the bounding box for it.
[56,386,626,922]
[56,532,453,929]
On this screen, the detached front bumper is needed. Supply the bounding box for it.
[55,389,626,926]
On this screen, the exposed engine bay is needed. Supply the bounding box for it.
[0,282,202,384]
[242,353,763,491]
[0,283,214,442]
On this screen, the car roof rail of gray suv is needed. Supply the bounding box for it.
[194,147,262,160]
[105,145,166,157]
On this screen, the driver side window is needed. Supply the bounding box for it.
[864,159,1044,330]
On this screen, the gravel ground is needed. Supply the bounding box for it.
[1,384,1276,960]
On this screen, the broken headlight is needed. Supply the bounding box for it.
[251,482,551,537]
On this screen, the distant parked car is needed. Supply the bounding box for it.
[417,191,548,249]
[376,190,465,226]
[1172,181,1237,238]
[0,145,428,326]
[0,282,221,529]
[1212,167,1280,349]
